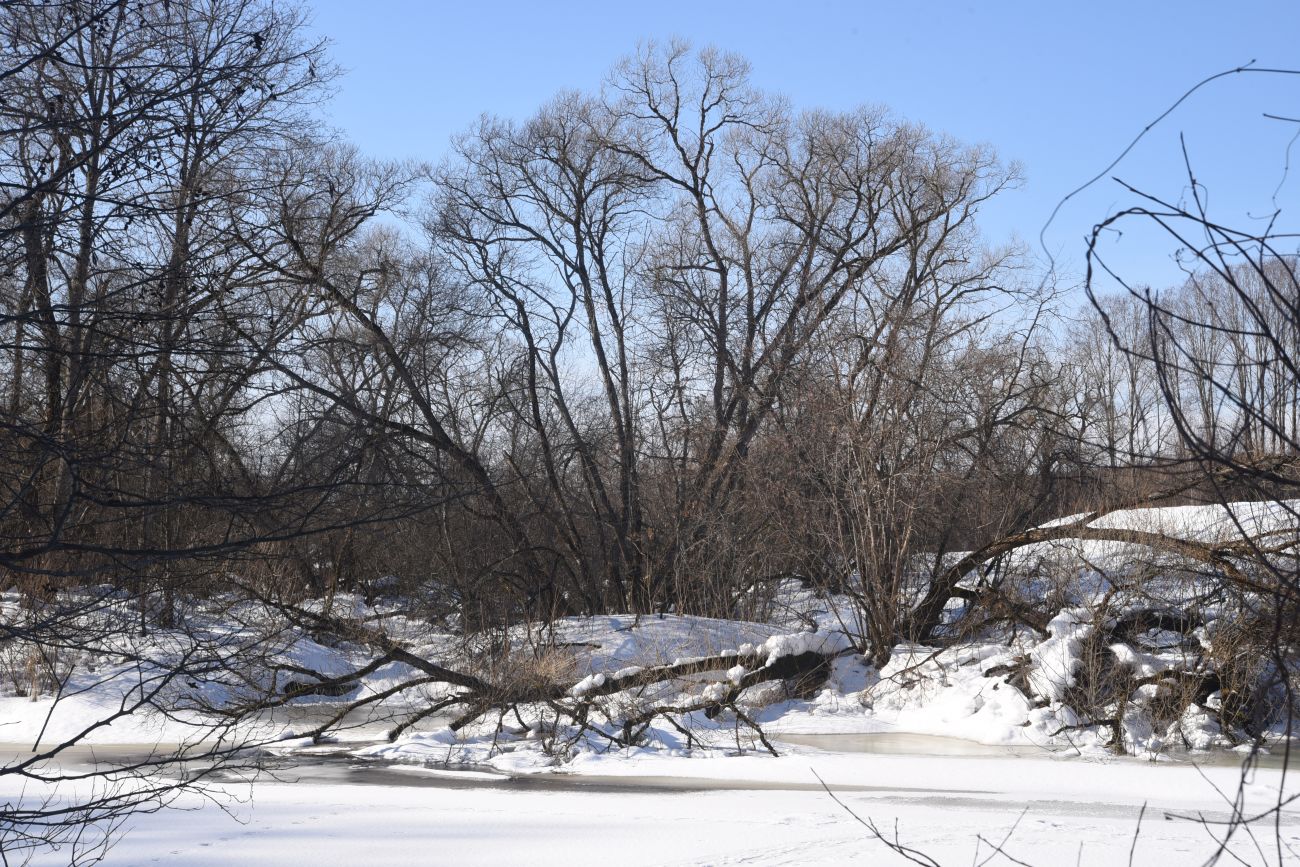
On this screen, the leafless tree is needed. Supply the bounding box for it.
[1074,68,1300,862]
[0,1,388,860]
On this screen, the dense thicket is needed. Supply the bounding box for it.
[2,4,1296,647]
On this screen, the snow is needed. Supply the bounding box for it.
[1019,499,1300,574]
[1026,608,1093,702]
[545,614,782,673]
[568,672,606,697]
[12,742,1298,866]
[758,631,852,665]
[866,646,1043,747]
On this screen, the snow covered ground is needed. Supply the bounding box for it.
[6,500,1300,864]
[4,609,1296,864]
[10,739,1297,866]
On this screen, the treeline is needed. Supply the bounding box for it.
[1,0,1296,646]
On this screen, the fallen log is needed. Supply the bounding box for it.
[245,588,858,751]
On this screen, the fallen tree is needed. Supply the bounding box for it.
[907,459,1300,643]
[227,589,854,757]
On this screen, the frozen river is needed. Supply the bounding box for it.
[5,730,1298,865]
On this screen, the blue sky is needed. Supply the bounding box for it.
[306,1,1300,293]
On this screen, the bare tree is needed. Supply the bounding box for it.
[0,1,381,860]
[1069,69,1300,861]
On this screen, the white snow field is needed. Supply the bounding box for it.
[8,742,1297,866]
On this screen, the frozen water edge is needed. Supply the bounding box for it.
[10,734,1300,866]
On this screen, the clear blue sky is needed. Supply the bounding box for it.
[306,0,1300,294]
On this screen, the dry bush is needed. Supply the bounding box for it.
[1201,609,1286,739]
[465,638,581,707]
[0,640,31,697]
